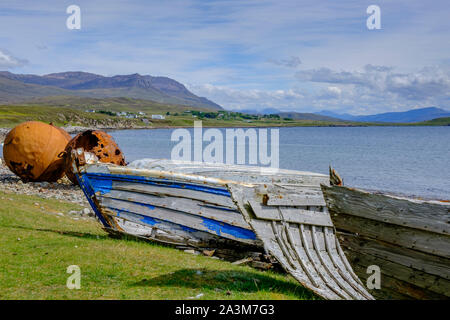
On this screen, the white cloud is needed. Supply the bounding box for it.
[187,83,306,110]
[0,49,28,68]
[296,64,450,103]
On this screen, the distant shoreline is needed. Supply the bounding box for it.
[1,123,450,143]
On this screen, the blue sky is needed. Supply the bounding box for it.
[0,0,449,114]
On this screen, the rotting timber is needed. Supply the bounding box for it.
[70,153,374,300]
[322,184,450,300]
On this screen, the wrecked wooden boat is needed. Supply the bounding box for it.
[70,150,373,300]
[322,185,450,300]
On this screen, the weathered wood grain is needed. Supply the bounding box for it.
[322,185,450,235]
[332,212,450,258]
[338,234,450,281]
[246,199,334,227]
[100,189,250,229]
[228,183,374,300]
[258,184,326,206]
[127,158,330,186]
[348,261,444,300]
[339,234,450,298]
[99,197,259,245]
[112,180,236,209]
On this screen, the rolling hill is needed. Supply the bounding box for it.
[0,71,222,110]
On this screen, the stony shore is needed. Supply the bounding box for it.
[0,125,151,143]
[0,156,95,219]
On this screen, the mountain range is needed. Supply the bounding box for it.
[239,107,450,123]
[0,71,222,110]
[316,107,450,123]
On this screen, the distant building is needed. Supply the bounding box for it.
[85,109,96,113]
[151,114,165,120]
[142,118,150,124]
[138,111,146,116]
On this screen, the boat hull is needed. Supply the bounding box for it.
[72,156,380,299]
[322,185,450,300]
[76,168,263,252]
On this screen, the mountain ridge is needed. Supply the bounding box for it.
[0,71,222,110]
[316,107,450,123]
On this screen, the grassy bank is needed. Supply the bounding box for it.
[1,104,448,130]
[0,104,359,129]
[0,191,316,300]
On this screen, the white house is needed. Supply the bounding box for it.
[151,114,165,120]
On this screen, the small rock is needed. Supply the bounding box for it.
[187,293,204,299]
[17,238,21,241]
[34,203,39,206]
[196,270,203,275]
[202,249,215,257]
[82,208,90,215]
[184,249,200,255]
[56,212,64,216]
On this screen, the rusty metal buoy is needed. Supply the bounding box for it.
[3,121,71,182]
[63,130,125,184]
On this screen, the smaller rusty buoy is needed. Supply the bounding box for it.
[63,130,125,184]
[3,121,71,182]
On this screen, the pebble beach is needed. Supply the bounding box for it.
[0,156,95,219]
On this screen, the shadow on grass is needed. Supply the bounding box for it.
[6,225,110,241]
[129,268,319,300]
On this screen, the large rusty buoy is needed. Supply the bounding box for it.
[63,130,125,184]
[3,121,71,182]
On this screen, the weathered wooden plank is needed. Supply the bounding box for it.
[99,197,259,245]
[111,180,236,209]
[266,195,326,207]
[333,213,450,258]
[111,215,191,246]
[339,234,450,297]
[338,234,450,281]
[107,209,262,251]
[322,185,450,236]
[348,261,444,300]
[108,210,208,242]
[100,189,250,229]
[128,158,330,186]
[258,184,326,206]
[245,199,334,227]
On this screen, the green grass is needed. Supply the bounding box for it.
[413,117,450,126]
[0,104,361,129]
[0,191,317,300]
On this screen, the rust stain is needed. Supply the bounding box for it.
[3,121,70,182]
[64,130,125,184]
